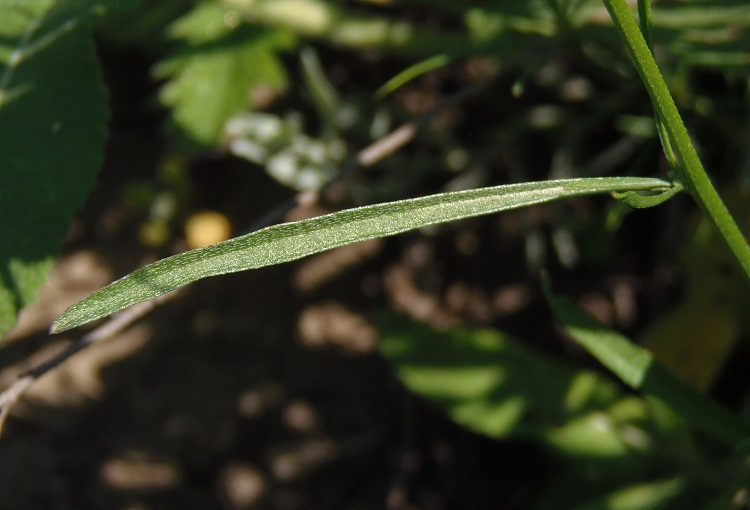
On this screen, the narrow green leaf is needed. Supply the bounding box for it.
[0,0,110,337]
[611,180,683,209]
[650,2,750,76]
[637,0,653,54]
[542,276,750,446]
[52,177,673,333]
[375,54,451,98]
[637,0,682,180]
[300,46,338,127]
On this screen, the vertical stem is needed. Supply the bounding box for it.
[603,0,750,283]
[636,0,653,52]
[637,0,680,175]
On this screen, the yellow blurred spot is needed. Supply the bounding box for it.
[640,185,750,392]
[641,300,736,392]
[184,211,232,249]
[138,220,170,248]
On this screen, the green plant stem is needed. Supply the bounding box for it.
[603,0,750,283]
[636,0,653,52]
[637,0,680,176]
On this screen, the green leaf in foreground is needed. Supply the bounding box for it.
[0,0,110,337]
[52,177,675,333]
[542,276,750,447]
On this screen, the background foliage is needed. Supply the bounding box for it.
[2,0,750,508]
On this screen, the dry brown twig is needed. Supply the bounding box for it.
[0,72,497,436]
[0,292,180,435]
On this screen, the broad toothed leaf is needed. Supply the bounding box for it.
[0,0,111,337]
[154,2,293,152]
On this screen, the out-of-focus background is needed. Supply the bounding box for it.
[2,1,750,508]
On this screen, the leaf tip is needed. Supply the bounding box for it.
[49,316,71,335]
[49,303,87,334]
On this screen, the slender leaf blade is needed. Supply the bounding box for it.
[542,276,750,446]
[52,177,674,333]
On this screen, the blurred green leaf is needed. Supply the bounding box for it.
[154,2,293,152]
[542,276,750,446]
[0,0,112,337]
[94,0,187,53]
[543,476,686,510]
[378,312,619,439]
[543,396,693,483]
[379,314,701,508]
[52,177,674,332]
[706,444,750,510]
[651,1,750,75]
[375,54,451,98]
[299,47,338,126]
[224,0,480,57]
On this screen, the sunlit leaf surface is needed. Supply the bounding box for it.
[52,177,673,332]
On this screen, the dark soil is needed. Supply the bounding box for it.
[0,43,706,510]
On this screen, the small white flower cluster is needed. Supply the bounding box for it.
[225,112,347,191]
